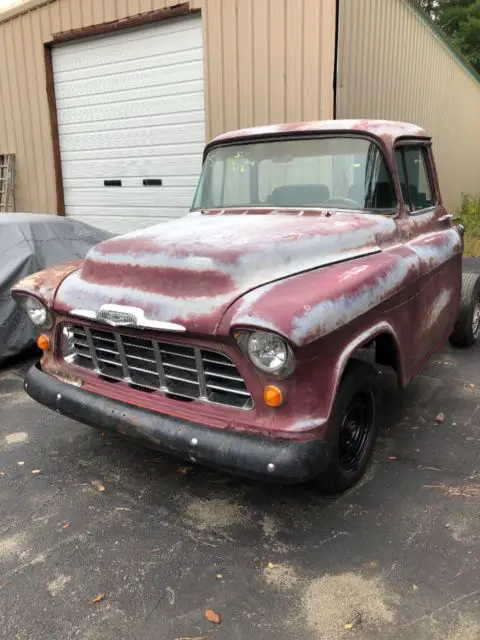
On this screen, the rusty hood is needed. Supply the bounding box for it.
[54,212,397,334]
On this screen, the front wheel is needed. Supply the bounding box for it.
[449,272,480,347]
[310,360,380,494]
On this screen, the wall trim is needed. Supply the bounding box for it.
[44,43,65,215]
[333,0,340,118]
[51,3,197,44]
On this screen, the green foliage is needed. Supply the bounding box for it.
[417,0,480,74]
[456,193,480,234]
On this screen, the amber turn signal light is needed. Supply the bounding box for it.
[37,334,51,351]
[264,385,284,408]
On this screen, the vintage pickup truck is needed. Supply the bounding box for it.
[12,120,479,493]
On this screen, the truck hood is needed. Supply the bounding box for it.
[54,211,397,335]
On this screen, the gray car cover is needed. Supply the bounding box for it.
[0,214,112,365]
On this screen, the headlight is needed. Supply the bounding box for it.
[16,295,53,329]
[247,331,290,373]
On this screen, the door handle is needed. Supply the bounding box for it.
[438,213,453,223]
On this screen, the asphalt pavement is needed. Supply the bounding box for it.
[1,340,479,640]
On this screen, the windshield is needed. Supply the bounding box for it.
[193,136,397,212]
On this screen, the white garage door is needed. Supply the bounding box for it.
[52,16,205,235]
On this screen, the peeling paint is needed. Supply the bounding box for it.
[53,212,394,333]
[290,253,418,344]
[210,119,428,150]
[426,289,453,330]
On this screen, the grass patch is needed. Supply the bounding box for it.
[455,194,480,257]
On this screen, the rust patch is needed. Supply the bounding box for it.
[11,260,83,306]
[80,262,234,298]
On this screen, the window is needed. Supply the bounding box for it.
[193,137,397,213]
[394,146,435,212]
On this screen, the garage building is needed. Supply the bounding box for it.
[0,0,479,234]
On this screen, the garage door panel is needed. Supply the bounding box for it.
[53,22,202,76]
[54,16,205,234]
[59,122,205,153]
[55,53,202,100]
[61,142,205,163]
[64,176,200,189]
[54,17,201,63]
[65,186,197,208]
[57,90,204,126]
[56,68,203,106]
[62,142,203,165]
[54,45,202,85]
[62,156,202,180]
[63,156,202,180]
[68,206,188,218]
[59,108,204,136]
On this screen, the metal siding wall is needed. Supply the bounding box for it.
[0,0,336,214]
[337,0,480,211]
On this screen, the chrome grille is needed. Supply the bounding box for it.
[64,325,253,410]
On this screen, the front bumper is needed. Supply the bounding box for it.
[25,363,330,484]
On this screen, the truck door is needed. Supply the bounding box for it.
[394,142,462,367]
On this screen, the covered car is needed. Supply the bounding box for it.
[0,214,111,365]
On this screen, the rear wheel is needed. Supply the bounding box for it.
[311,360,379,494]
[449,272,480,347]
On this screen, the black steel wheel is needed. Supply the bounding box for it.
[311,360,379,494]
[338,391,375,473]
[449,271,480,347]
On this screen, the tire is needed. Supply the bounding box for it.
[310,360,380,494]
[449,272,480,348]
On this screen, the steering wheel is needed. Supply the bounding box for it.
[322,197,361,208]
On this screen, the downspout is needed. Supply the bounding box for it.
[333,0,340,119]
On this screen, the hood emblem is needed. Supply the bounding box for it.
[74,303,187,332]
[96,305,138,327]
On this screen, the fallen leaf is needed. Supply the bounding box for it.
[205,608,221,624]
[176,466,193,476]
[266,562,279,570]
[92,593,105,603]
[31,469,41,475]
[423,483,480,498]
[344,611,363,630]
[435,412,445,424]
[90,480,106,492]
[62,522,70,529]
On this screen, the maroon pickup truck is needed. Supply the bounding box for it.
[12,120,479,493]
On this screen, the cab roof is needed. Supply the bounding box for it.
[209,119,430,147]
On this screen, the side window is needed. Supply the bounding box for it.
[395,146,435,212]
[363,145,396,211]
[394,149,408,204]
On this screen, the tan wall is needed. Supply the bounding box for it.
[337,0,480,212]
[0,0,336,214]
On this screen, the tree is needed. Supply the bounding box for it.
[416,0,480,74]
